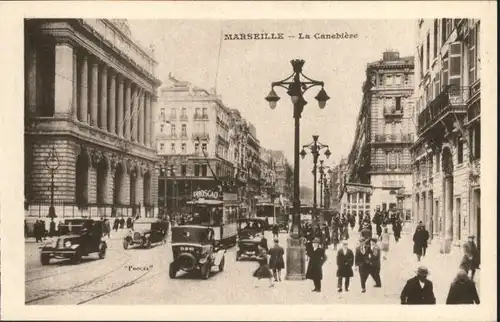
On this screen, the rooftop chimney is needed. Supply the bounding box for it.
[382,50,400,61]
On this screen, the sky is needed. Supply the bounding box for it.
[128,19,416,188]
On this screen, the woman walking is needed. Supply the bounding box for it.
[253,244,274,288]
[380,227,390,260]
[269,238,285,282]
[413,222,429,261]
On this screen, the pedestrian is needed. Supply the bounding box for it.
[126,217,133,229]
[57,221,62,236]
[355,238,371,293]
[306,237,327,292]
[119,216,125,229]
[113,218,119,232]
[272,224,279,240]
[336,240,354,292]
[331,221,340,251]
[445,269,480,304]
[361,222,372,240]
[465,235,480,280]
[104,219,111,238]
[252,244,274,288]
[369,238,382,288]
[380,227,390,260]
[400,266,436,305]
[260,235,269,253]
[393,216,402,243]
[349,211,356,230]
[373,210,382,240]
[34,220,41,242]
[268,238,285,282]
[49,220,56,237]
[413,222,429,261]
[358,212,363,232]
[24,220,29,238]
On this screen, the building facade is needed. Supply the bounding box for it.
[411,19,481,253]
[343,51,415,216]
[24,19,161,218]
[156,76,234,214]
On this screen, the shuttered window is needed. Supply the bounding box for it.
[449,42,462,87]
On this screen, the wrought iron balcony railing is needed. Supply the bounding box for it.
[383,107,404,117]
[373,133,414,143]
[369,164,412,173]
[192,133,210,140]
[180,114,189,121]
[418,85,469,134]
[193,113,209,121]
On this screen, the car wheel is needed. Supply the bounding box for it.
[72,250,82,264]
[123,240,129,250]
[200,263,210,280]
[40,254,50,266]
[218,256,225,272]
[169,263,177,279]
[98,244,106,259]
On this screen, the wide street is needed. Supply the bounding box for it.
[25,223,480,305]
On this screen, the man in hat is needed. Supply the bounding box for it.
[355,237,371,293]
[369,238,382,287]
[336,240,354,292]
[400,266,436,305]
[466,235,480,279]
[306,237,327,292]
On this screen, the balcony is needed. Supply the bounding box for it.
[383,180,404,188]
[383,107,404,118]
[373,133,413,144]
[180,114,189,122]
[368,164,412,174]
[192,133,210,140]
[417,85,469,135]
[193,113,209,121]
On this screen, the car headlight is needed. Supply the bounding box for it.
[70,244,79,249]
[64,241,72,248]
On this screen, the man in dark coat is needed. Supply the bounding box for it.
[268,238,285,282]
[336,240,354,292]
[358,211,364,232]
[369,238,382,287]
[393,216,402,243]
[372,209,383,239]
[306,237,327,292]
[466,235,480,279]
[355,238,371,293]
[400,266,436,305]
[271,224,279,240]
[413,222,429,261]
[446,269,480,304]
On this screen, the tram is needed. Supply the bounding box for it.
[256,202,282,230]
[186,189,239,248]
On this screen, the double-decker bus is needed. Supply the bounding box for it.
[186,189,238,248]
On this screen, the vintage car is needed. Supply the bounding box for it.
[40,218,107,265]
[123,217,168,249]
[236,218,266,261]
[169,225,225,280]
[276,214,290,233]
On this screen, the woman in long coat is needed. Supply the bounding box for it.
[306,238,328,292]
[253,244,274,287]
[413,223,429,261]
[446,269,480,304]
[268,238,285,282]
[393,217,402,243]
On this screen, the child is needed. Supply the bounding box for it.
[253,244,274,288]
[380,227,390,260]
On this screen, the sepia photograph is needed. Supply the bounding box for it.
[0,1,496,321]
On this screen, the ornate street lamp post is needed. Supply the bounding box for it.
[45,146,60,222]
[301,136,331,223]
[318,161,332,209]
[265,59,330,280]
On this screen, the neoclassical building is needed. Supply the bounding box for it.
[24,19,162,218]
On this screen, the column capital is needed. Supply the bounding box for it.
[54,36,76,48]
[101,64,109,72]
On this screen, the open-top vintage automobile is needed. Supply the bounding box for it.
[123,217,168,249]
[169,225,226,280]
[236,218,266,261]
[40,218,107,265]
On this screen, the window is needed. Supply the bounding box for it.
[181,165,186,176]
[181,124,187,136]
[202,143,207,152]
[469,122,481,160]
[160,143,164,151]
[385,75,392,86]
[181,108,187,117]
[160,124,165,133]
[171,143,176,153]
[395,97,402,111]
[457,136,464,163]
[202,108,208,117]
[468,26,477,84]
[194,164,200,176]
[433,19,439,59]
[195,108,200,117]
[181,143,186,153]
[201,165,208,177]
[426,33,430,70]
[160,108,165,119]
[449,42,462,87]
[171,124,176,136]
[171,108,176,117]
[395,75,402,85]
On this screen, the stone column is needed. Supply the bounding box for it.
[90,60,99,126]
[132,86,139,142]
[427,191,433,241]
[78,54,88,123]
[26,41,37,117]
[108,72,116,134]
[99,66,108,131]
[441,176,453,253]
[139,91,145,145]
[124,80,131,139]
[149,96,156,147]
[116,76,124,137]
[144,93,150,146]
[72,50,78,120]
[54,41,74,116]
